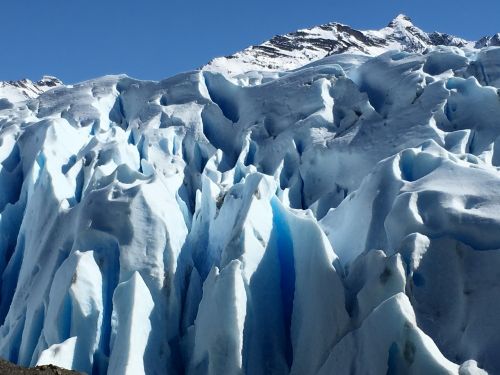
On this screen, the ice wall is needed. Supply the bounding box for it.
[1,46,500,374]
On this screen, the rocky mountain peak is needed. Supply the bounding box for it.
[387,14,414,28]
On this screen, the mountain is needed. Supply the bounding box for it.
[476,33,500,48]
[0,14,493,96]
[204,14,476,75]
[1,14,499,375]
[0,76,62,104]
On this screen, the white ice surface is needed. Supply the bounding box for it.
[0,20,499,375]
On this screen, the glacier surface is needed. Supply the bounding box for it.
[1,17,500,375]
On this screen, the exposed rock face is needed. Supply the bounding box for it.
[0,76,62,101]
[204,14,477,75]
[0,358,82,374]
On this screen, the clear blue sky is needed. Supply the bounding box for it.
[1,0,498,84]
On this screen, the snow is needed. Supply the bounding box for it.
[37,337,77,370]
[0,14,499,375]
[203,14,476,78]
[0,76,62,104]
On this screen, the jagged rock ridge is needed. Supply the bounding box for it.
[0,76,62,102]
[204,14,491,75]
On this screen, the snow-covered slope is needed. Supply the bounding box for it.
[204,14,479,76]
[476,33,500,48]
[0,76,62,104]
[1,15,500,375]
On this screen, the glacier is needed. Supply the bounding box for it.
[1,15,500,375]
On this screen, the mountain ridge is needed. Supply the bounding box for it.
[203,14,494,75]
[2,14,499,95]
[0,76,62,103]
